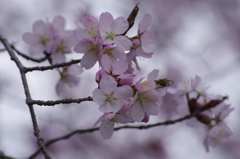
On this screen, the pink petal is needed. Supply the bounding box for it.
[28,45,45,57]
[52,52,66,64]
[136,46,153,58]
[114,113,133,124]
[99,75,117,94]
[114,17,128,34]
[52,15,66,30]
[139,13,152,34]
[112,60,128,75]
[73,39,92,53]
[93,113,116,127]
[74,27,91,40]
[92,88,106,105]
[111,47,126,60]
[147,69,159,81]
[55,80,65,96]
[66,64,83,76]
[101,54,112,73]
[99,12,114,32]
[99,101,115,112]
[33,20,47,35]
[80,51,98,69]
[22,32,39,45]
[114,85,133,99]
[143,104,159,115]
[141,30,155,53]
[114,36,132,51]
[100,120,115,139]
[131,100,145,122]
[82,15,99,31]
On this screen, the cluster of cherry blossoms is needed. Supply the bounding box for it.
[22,5,234,152]
[22,15,83,95]
[169,75,234,152]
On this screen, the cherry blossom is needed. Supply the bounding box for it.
[74,15,99,40]
[22,20,53,57]
[92,75,133,113]
[55,65,83,96]
[204,122,233,152]
[99,12,132,51]
[73,38,103,69]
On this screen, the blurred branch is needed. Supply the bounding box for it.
[0,34,52,159]
[11,45,50,62]
[28,110,201,159]
[0,48,6,52]
[25,59,81,72]
[29,96,228,159]
[27,96,93,106]
[0,151,16,159]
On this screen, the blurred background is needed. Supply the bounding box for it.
[0,0,240,158]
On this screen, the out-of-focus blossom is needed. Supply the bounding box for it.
[94,108,133,139]
[55,65,83,96]
[204,122,233,152]
[22,20,53,57]
[131,89,163,122]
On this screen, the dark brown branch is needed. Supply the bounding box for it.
[0,34,52,159]
[27,97,93,106]
[0,48,6,52]
[29,94,229,159]
[11,45,49,63]
[28,111,199,159]
[0,151,16,159]
[24,59,81,72]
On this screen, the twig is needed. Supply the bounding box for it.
[29,94,229,159]
[0,48,6,52]
[11,45,49,62]
[0,34,52,159]
[24,59,81,72]
[27,97,93,106]
[28,111,199,159]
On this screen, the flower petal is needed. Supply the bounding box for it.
[100,120,115,139]
[131,100,145,122]
[92,88,106,105]
[114,36,132,51]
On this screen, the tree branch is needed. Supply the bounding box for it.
[11,45,49,63]
[0,34,52,159]
[27,97,93,106]
[24,59,81,72]
[0,48,6,52]
[28,111,200,159]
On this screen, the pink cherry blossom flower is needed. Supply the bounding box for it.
[73,38,103,69]
[135,69,159,92]
[92,75,133,113]
[99,12,132,51]
[138,13,155,53]
[100,44,126,62]
[101,55,135,86]
[169,75,209,96]
[94,109,133,139]
[204,122,233,152]
[22,20,53,57]
[55,65,83,96]
[74,15,99,40]
[50,15,68,38]
[101,54,128,74]
[51,32,77,64]
[131,90,163,122]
